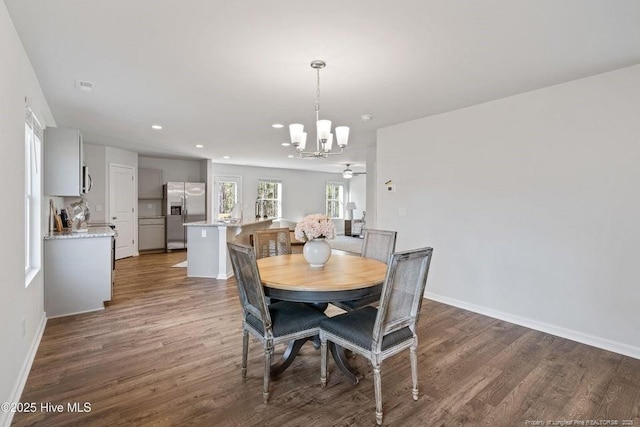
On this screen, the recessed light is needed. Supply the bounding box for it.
[287,155,294,158]
[223,156,230,159]
[281,142,291,147]
[272,123,284,129]
[151,124,163,130]
[361,114,373,122]
[195,144,204,148]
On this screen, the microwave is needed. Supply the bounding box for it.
[82,165,92,193]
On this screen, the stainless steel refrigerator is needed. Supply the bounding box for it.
[164,182,206,251]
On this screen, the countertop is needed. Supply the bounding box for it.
[44,226,116,240]
[183,218,274,228]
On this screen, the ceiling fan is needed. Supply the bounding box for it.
[342,164,366,179]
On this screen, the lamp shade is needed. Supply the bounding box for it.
[317,119,332,142]
[324,133,334,152]
[299,132,307,150]
[335,126,349,147]
[345,202,357,211]
[289,124,304,146]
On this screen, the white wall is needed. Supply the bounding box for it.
[366,145,377,228]
[348,174,366,221]
[377,64,640,359]
[210,163,347,232]
[0,3,55,425]
[138,156,202,183]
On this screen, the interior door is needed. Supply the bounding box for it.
[213,175,242,220]
[109,164,135,259]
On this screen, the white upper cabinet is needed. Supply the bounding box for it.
[44,127,83,197]
[138,168,163,199]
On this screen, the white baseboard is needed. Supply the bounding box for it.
[425,291,640,361]
[218,272,233,280]
[46,307,104,319]
[1,313,47,427]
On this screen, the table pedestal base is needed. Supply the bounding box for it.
[270,337,361,384]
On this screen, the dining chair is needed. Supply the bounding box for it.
[361,229,397,263]
[227,242,327,403]
[253,227,292,259]
[332,229,397,311]
[320,247,433,425]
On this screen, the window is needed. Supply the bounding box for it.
[214,176,241,220]
[25,107,43,287]
[217,182,237,219]
[257,180,282,218]
[326,182,344,219]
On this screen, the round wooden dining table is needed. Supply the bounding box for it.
[257,252,387,383]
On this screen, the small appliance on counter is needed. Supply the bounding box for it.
[67,198,91,232]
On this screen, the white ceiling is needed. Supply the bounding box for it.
[6,0,640,174]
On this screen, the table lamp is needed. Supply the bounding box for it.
[345,202,357,220]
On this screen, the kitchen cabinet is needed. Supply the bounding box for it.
[44,127,84,196]
[138,168,163,199]
[139,217,165,251]
[44,229,115,318]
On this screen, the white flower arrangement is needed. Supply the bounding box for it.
[294,214,336,242]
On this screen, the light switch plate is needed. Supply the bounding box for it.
[201,229,207,238]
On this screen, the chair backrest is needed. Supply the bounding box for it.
[361,229,397,264]
[227,242,272,333]
[372,247,433,352]
[253,228,292,259]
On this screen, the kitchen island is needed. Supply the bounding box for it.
[184,218,273,279]
[44,226,116,318]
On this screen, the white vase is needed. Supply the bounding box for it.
[303,239,332,268]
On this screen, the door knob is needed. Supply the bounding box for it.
[112,217,117,220]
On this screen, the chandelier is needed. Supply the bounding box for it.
[289,60,349,158]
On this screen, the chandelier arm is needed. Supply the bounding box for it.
[295,147,344,159]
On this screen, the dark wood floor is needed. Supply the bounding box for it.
[13,252,640,426]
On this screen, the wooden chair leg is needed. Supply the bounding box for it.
[241,330,249,378]
[263,345,272,403]
[320,338,328,388]
[410,342,419,400]
[373,364,383,425]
